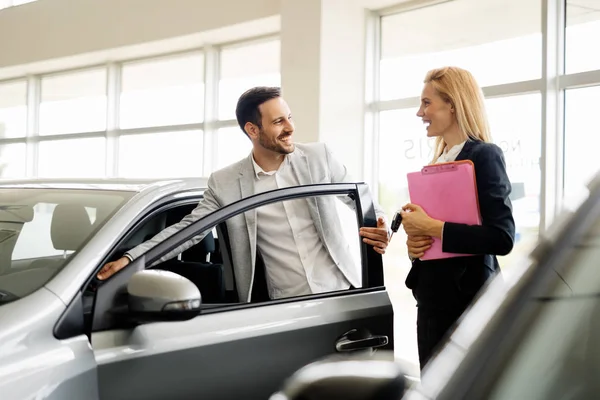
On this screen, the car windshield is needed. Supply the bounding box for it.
[0,188,134,306]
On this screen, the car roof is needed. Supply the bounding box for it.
[0,177,209,193]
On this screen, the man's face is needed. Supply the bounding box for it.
[254,97,295,155]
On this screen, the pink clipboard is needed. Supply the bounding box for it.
[406,160,481,260]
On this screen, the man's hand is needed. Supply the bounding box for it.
[407,235,433,259]
[359,217,389,255]
[97,256,131,280]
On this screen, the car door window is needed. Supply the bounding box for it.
[148,193,365,303]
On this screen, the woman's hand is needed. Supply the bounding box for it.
[400,203,444,238]
[407,235,433,259]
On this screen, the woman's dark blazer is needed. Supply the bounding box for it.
[405,139,516,308]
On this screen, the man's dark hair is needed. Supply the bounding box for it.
[235,86,281,137]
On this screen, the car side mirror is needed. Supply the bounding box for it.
[127,270,201,322]
[270,351,407,400]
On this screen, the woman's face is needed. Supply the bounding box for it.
[416,82,455,138]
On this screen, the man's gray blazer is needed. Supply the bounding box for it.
[127,142,386,302]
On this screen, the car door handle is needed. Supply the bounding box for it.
[336,335,388,352]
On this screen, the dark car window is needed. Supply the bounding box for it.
[483,209,600,399]
[150,193,364,304]
[0,188,133,305]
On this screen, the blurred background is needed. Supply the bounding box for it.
[0,0,598,367]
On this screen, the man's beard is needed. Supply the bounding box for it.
[258,129,295,154]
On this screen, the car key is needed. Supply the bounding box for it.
[389,212,402,241]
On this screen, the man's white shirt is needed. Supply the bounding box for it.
[251,154,351,299]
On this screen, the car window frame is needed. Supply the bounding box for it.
[91,183,384,332]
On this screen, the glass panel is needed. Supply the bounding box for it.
[0,143,26,178]
[377,107,426,366]
[38,138,106,178]
[219,40,280,120]
[120,53,204,129]
[566,0,600,74]
[564,85,600,208]
[40,69,107,135]
[486,94,541,271]
[118,130,203,178]
[151,194,362,301]
[380,0,541,100]
[0,80,27,139]
[216,127,252,170]
[0,188,133,306]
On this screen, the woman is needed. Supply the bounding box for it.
[400,66,515,369]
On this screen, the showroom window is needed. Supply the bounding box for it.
[120,53,205,129]
[40,68,107,135]
[0,142,26,178]
[563,85,600,208]
[118,130,204,178]
[0,35,280,180]
[368,0,600,368]
[379,0,541,101]
[0,80,27,178]
[0,80,26,139]
[566,0,600,74]
[216,127,252,171]
[38,137,106,178]
[218,39,281,121]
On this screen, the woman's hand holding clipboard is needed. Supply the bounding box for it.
[404,160,481,260]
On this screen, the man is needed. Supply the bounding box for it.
[98,86,389,302]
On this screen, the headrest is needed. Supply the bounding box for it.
[51,204,93,251]
[181,231,216,262]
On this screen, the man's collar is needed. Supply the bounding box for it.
[251,153,290,178]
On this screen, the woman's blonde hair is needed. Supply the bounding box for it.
[424,66,491,163]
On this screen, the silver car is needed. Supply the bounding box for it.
[0,178,394,400]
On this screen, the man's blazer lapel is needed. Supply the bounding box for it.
[289,148,326,239]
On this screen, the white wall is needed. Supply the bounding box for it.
[280,0,369,180]
[280,0,322,143]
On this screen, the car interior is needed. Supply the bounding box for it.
[143,204,234,304]
[0,203,99,303]
[93,201,244,307]
[102,199,279,305]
